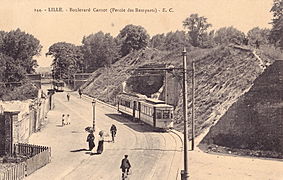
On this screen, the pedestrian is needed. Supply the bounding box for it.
[86,130,95,153]
[67,93,70,101]
[66,114,71,125]
[97,132,104,154]
[78,89,82,98]
[62,114,65,126]
[110,124,117,142]
[120,155,131,178]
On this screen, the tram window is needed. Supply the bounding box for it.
[163,110,170,119]
[156,110,162,119]
[125,101,130,108]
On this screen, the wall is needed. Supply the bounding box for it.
[0,89,54,156]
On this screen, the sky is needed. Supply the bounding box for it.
[0,0,274,67]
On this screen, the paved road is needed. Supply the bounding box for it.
[26,90,182,180]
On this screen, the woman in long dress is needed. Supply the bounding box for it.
[97,133,104,154]
[87,131,95,152]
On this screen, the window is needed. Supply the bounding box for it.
[156,110,162,119]
[163,110,170,119]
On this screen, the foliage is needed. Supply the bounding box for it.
[270,0,283,48]
[213,27,245,45]
[0,29,42,74]
[81,31,119,72]
[0,29,41,92]
[0,53,26,84]
[183,14,212,47]
[150,33,165,49]
[150,31,191,51]
[199,30,215,48]
[46,42,84,80]
[1,82,38,101]
[247,27,270,47]
[118,24,150,56]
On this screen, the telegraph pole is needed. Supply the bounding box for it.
[182,47,189,179]
[191,59,195,150]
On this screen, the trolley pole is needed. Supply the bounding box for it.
[182,47,189,180]
[192,59,195,150]
[92,99,96,131]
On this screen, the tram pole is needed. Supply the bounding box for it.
[191,58,195,150]
[182,47,189,180]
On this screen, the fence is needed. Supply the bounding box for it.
[0,143,51,180]
[0,162,25,180]
[15,143,51,176]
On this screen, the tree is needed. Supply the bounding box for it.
[0,29,42,73]
[199,30,215,48]
[247,27,270,47]
[81,31,119,72]
[183,14,212,47]
[270,0,283,48]
[46,42,83,80]
[118,24,150,56]
[213,27,245,45]
[150,33,165,49]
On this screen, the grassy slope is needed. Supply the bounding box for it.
[81,45,281,156]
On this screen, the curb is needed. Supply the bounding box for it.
[170,129,184,150]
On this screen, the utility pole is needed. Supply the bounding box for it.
[165,64,168,104]
[182,47,189,180]
[192,59,195,150]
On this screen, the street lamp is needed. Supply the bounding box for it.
[92,99,96,131]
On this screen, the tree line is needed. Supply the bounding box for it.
[48,0,283,81]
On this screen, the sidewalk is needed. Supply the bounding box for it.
[26,91,96,180]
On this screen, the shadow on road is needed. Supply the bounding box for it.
[105,113,165,133]
[70,148,88,152]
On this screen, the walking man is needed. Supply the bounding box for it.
[110,124,117,142]
[67,93,70,101]
[120,155,131,179]
[78,89,82,98]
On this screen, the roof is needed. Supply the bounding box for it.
[145,98,165,104]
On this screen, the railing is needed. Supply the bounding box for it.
[15,143,49,157]
[0,143,51,179]
[15,143,51,176]
[0,162,25,180]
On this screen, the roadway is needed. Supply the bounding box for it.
[26,89,183,180]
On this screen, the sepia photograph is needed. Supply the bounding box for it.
[0,0,282,179]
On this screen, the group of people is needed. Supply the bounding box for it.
[61,114,71,126]
[86,124,117,154]
[86,124,131,178]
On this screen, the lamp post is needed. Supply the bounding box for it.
[92,99,96,131]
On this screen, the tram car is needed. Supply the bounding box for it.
[117,93,174,130]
